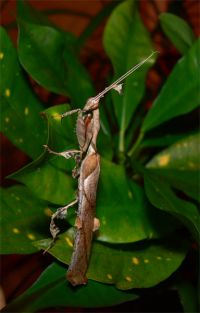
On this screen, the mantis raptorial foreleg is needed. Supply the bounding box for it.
[50,199,78,239]
[43,145,81,160]
[44,199,78,254]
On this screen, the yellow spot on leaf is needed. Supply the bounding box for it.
[0,52,4,60]
[156,256,162,260]
[166,257,171,261]
[65,237,73,247]
[18,138,23,143]
[158,154,170,167]
[5,117,10,123]
[128,190,133,199]
[5,89,11,97]
[125,276,132,282]
[52,113,62,121]
[15,196,20,201]
[144,259,149,264]
[27,233,36,240]
[149,232,153,239]
[132,257,139,265]
[107,274,112,280]
[102,216,106,225]
[44,208,53,217]
[24,107,29,115]
[12,228,20,234]
[188,162,196,169]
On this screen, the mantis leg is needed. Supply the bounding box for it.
[44,199,78,254]
[43,145,81,160]
[52,108,81,120]
[50,199,78,239]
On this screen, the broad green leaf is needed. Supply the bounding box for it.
[17,18,94,105]
[0,27,46,159]
[142,39,200,132]
[145,169,200,203]
[103,0,155,147]
[147,134,200,169]
[8,104,77,205]
[4,263,138,312]
[146,134,200,201]
[144,172,200,242]
[0,185,50,254]
[9,152,76,205]
[160,13,196,54]
[94,159,179,243]
[35,230,188,290]
[44,103,77,158]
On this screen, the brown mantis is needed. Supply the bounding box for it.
[44,51,157,286]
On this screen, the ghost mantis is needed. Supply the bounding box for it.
[44,51,158,286]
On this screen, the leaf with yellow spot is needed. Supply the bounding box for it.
[34,229,189,290]
[0,185,50,253]
[9,151,76,205]
[146,134,200,201]
[0,27,46,159]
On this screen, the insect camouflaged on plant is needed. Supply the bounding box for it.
[44,51,158,286]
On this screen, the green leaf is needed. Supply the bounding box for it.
[146,134,200,201]
[147,134,200,169]
[159,13,196,54]
[17,16,94,105]
[8,103,78,205]
[0,26,46,159]
[0,185,50,254]
[44,103,77,154]
[94,159,179,243]
[144,172,200,242]
[4,262,138,312]
[9,152,76,205]
[103,0,155,150]
[142,39,200,132]
[35,230,189,290]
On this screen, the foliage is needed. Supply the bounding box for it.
[0,0,199,311]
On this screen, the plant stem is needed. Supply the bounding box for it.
[128,131,144,158]
[119,128,125,153]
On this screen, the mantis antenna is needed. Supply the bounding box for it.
[93,50,159,103]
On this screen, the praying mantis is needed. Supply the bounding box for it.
[44,51,157,286]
